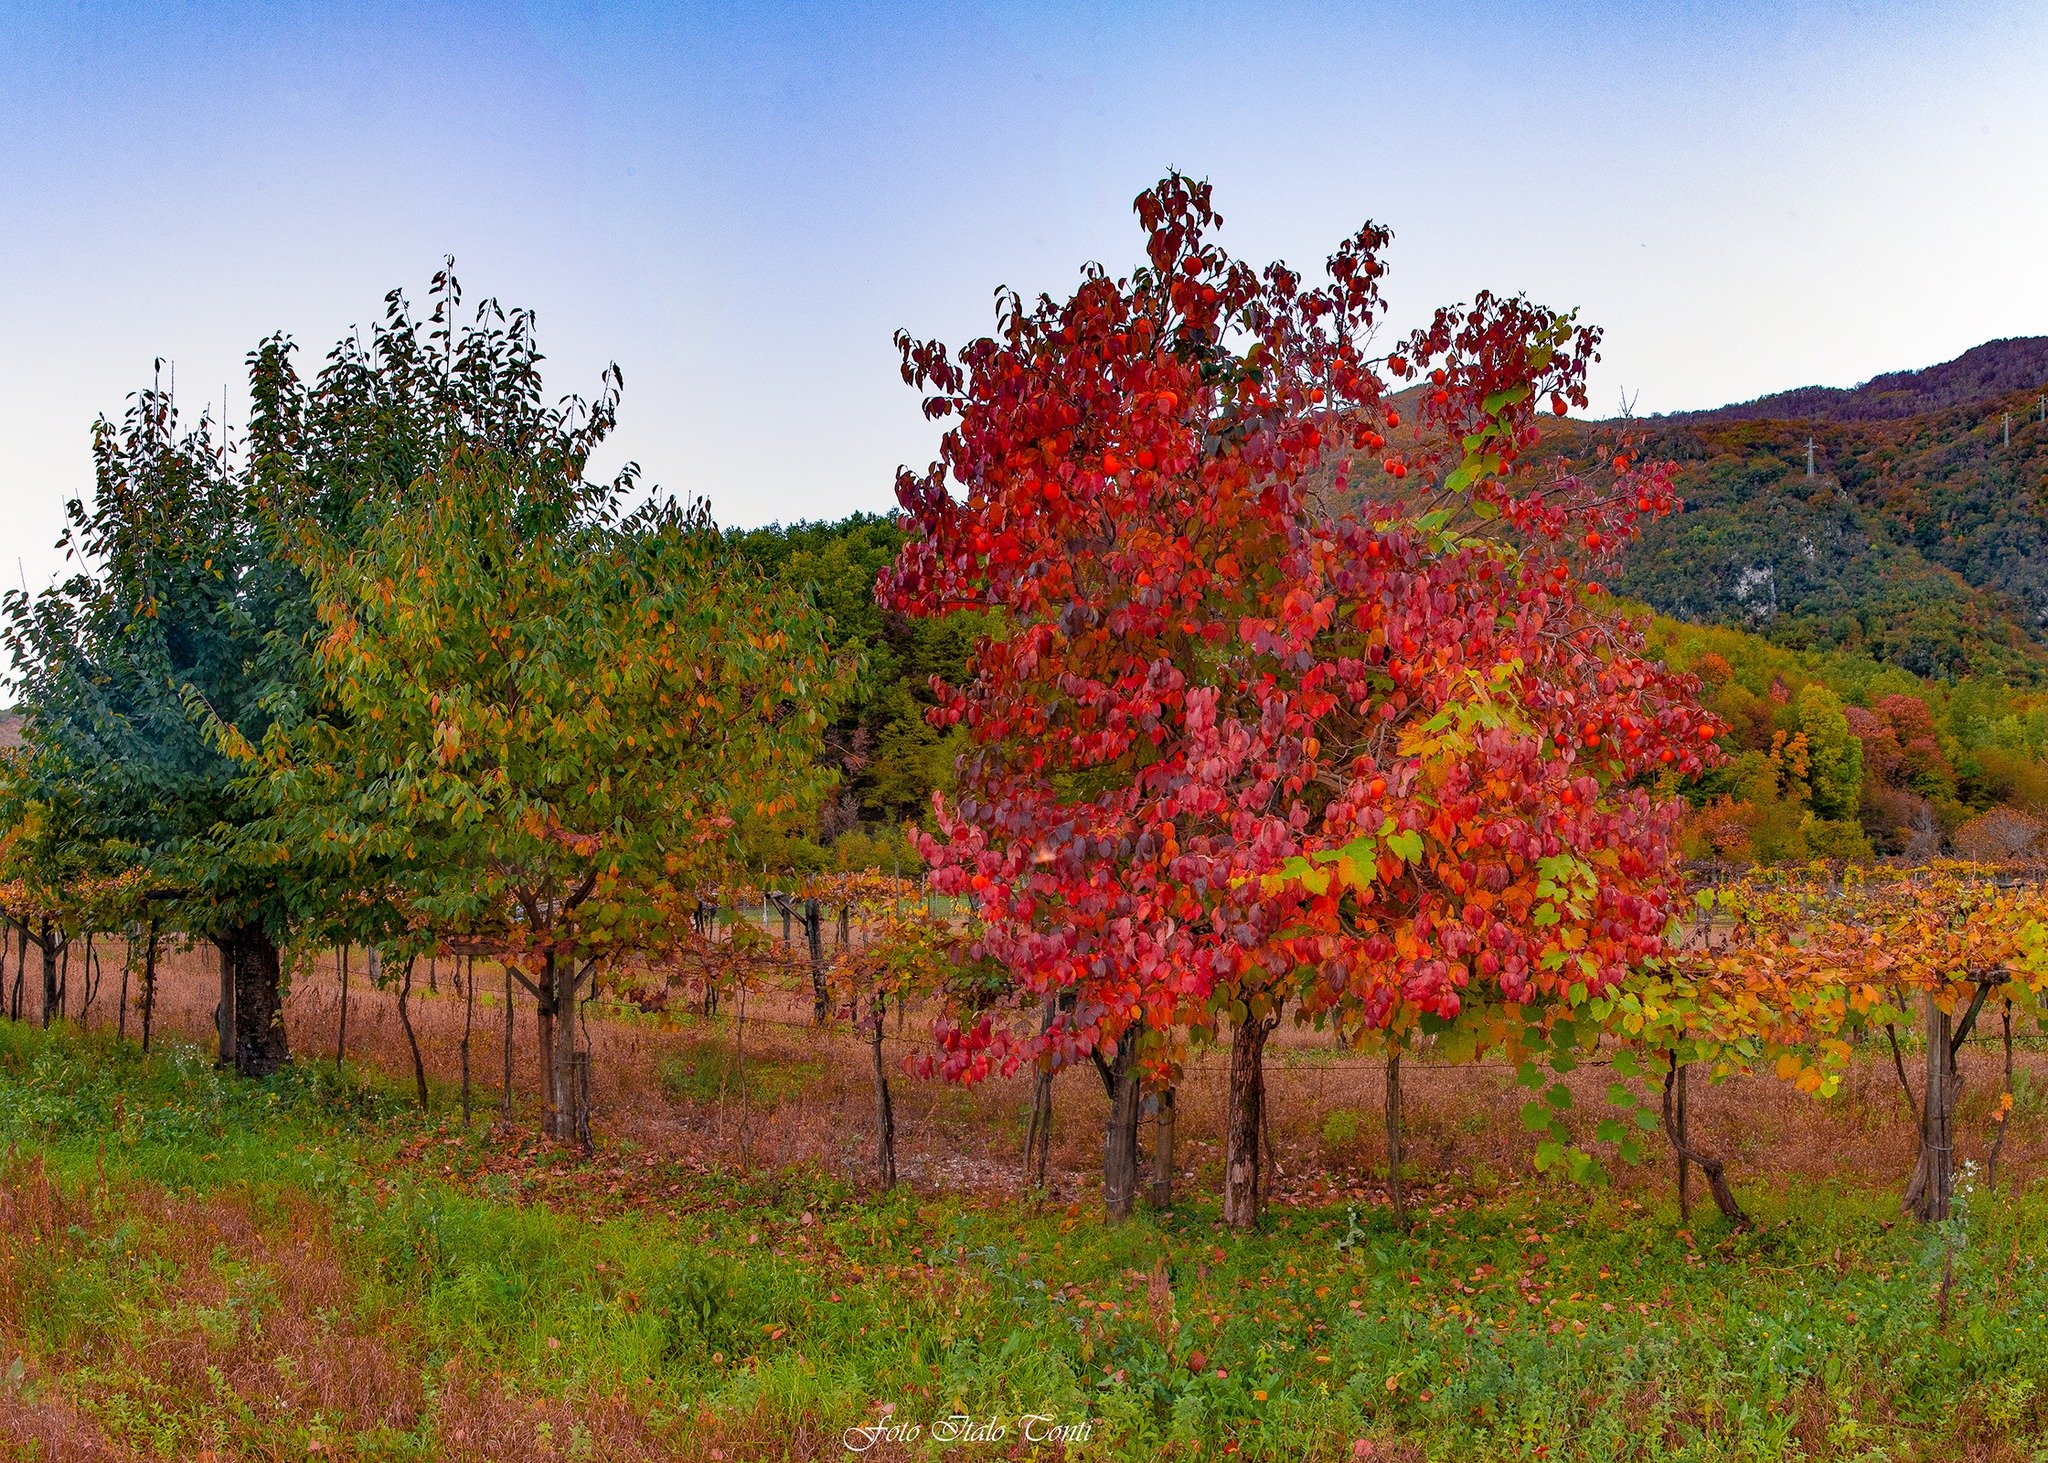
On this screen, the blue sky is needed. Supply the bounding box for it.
[2,1,2045,592]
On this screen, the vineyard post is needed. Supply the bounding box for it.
[1675,1060,1692,1223]
[500,961,513,1124]
[733,970,751,1170]
[77,931,96,1023]
[335,946,350,1069]
[868,990,897,1190]
[139,924,156,1054]
[115,933,130,1042]
[460,954,475,1127]
[1988,998,2015,1191]
[1386,1050,1408,1231]
[805,898,827,1022]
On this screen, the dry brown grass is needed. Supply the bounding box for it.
[0,1150,709,1459]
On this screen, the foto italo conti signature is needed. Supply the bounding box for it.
[842,1410,1093,1451]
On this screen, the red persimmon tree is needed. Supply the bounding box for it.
[883,174,1715,1223]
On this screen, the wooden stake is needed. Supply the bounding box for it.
[1676,1059,1692,1223]
[1385,1051,1408,1231]
[335,946,350,1070]
[501,961,514,1124]
[140,925,157,1054]
[460,954,476,1127]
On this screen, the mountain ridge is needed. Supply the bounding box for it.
[1654,336,2048,427]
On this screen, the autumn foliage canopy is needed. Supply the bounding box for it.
[881,175,1721,1085]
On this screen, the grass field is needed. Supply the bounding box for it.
[1,1019,2046,1461]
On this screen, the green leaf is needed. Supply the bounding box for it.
[1544,1082,1572,1111]
[1520,1100,1553,1133]
[1481,384,1532,416]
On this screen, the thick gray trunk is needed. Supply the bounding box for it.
[1223,1010,1276,1229]
[217,924,289,1077]
[543,954,590,1148]
[1101,1040,1143,1221]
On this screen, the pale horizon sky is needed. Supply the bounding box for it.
[3,1,2046,594]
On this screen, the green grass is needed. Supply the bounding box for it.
[1,1023,2046,1459]
[657,1036,829,1108]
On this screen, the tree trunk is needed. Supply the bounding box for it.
[805,898,828,1022]
[1098,1039,1143,1221]
[1023,999,1057,1190]
[77,932,97,1024]
[1224,1009,1277,1229]
[213,935,232,1059]
[535,956,558,1132]
[218,923,290,1077]
[1150,1085,1176,1212]
[395,955,429,1111]
[544,954,582,1143]
[1661,1054,1747,1225]
[10,921,24,1020]
[139,927,157,1054]
[1905,992,1959,1222]
[869,991,896,1190]
[1386,1050,1409,1230]
[40,921,60,1029]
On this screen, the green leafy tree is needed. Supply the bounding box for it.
[1797,683,1864,821]
[253,378,848,1142]
[2,388,300,1073]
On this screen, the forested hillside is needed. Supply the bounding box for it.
[1607,339,2048,679]
[745,338,2048,871]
